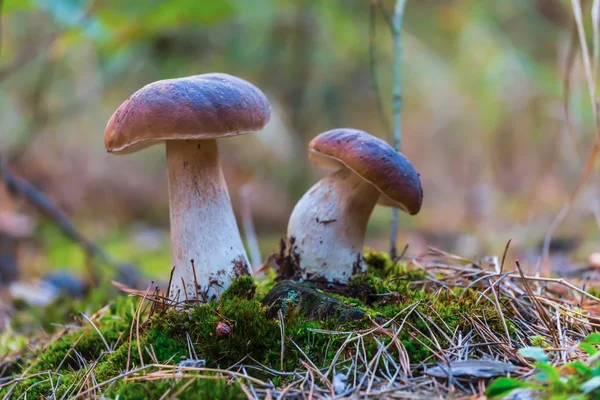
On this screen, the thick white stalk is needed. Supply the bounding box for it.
[166,139,250,302]
[287,168,379,282]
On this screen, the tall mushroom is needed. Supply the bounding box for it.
[104,73,270,302]
[287,128,423,283]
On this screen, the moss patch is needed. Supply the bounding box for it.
[4,251,515,398]
[110,378,246,400]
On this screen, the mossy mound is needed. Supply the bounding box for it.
[3,252,515,398]
[3,288,250,399]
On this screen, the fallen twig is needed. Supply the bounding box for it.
[0,156,120,275]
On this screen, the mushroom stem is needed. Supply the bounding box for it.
[166,139,250,302]
[287,167,379,282]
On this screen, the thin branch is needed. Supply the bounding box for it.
[593,0,600,82]
[563,23,581,156]
[389,0,407,257]
[572,0,598,136]
[543,0,600,269]
[377,1,393,31]
[0,157,118,273]
[0,0,3,59]
[240,183,262,270]
[368,2,391,138]
[392,0,406,152]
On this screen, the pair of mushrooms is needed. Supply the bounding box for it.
[104,73,423,303]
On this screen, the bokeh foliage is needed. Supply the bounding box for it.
[1,0,599,273]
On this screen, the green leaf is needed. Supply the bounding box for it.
[519,347,549,363]
[4,0,34,12]
[486,377,535,398]
[579,343,598,356]
[566,361,593,377]
[582,376,600,394]
[583,333,600,345]
[533,362,560,383]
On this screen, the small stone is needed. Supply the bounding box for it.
[9,281,59,307]
[426,360,518,379]
[333,372,347,394]
[178,358,206,368]
[43,271,88,298]
[216,322,231,336]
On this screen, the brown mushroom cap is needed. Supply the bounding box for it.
[104,73,271,154]
[308,128,423,215]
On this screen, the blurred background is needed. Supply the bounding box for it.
[2,0,600,290]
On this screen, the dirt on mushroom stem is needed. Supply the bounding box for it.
[275,236,302,280]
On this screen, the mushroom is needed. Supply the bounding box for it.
[104,73,270,302]
[287,128,423,283]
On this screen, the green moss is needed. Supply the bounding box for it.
[364,248,395,274]
[348,254,514,363]
[348,263,428,299]
[147,328,189,361]
[5,256,517,398]
[5,295,138,399]
[348,272,388,294]
[0,328,28,358]
[221,275,256,301]
[152,296,283,369]
[327,292,366,309]
[256,268,278,295]
[109,375,245,399]
[530,335,550,348]
[368,286,515,362]
[27,296,132,373]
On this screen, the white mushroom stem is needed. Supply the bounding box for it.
[166,139,250,302]
[287,167,380,282]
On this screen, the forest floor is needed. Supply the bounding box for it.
[1,247,600,399]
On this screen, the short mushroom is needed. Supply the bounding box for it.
[287,128,423,283]
[104,73,270,302]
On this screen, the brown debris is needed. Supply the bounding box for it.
[232,256,251,278]
[275,237,302,281]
